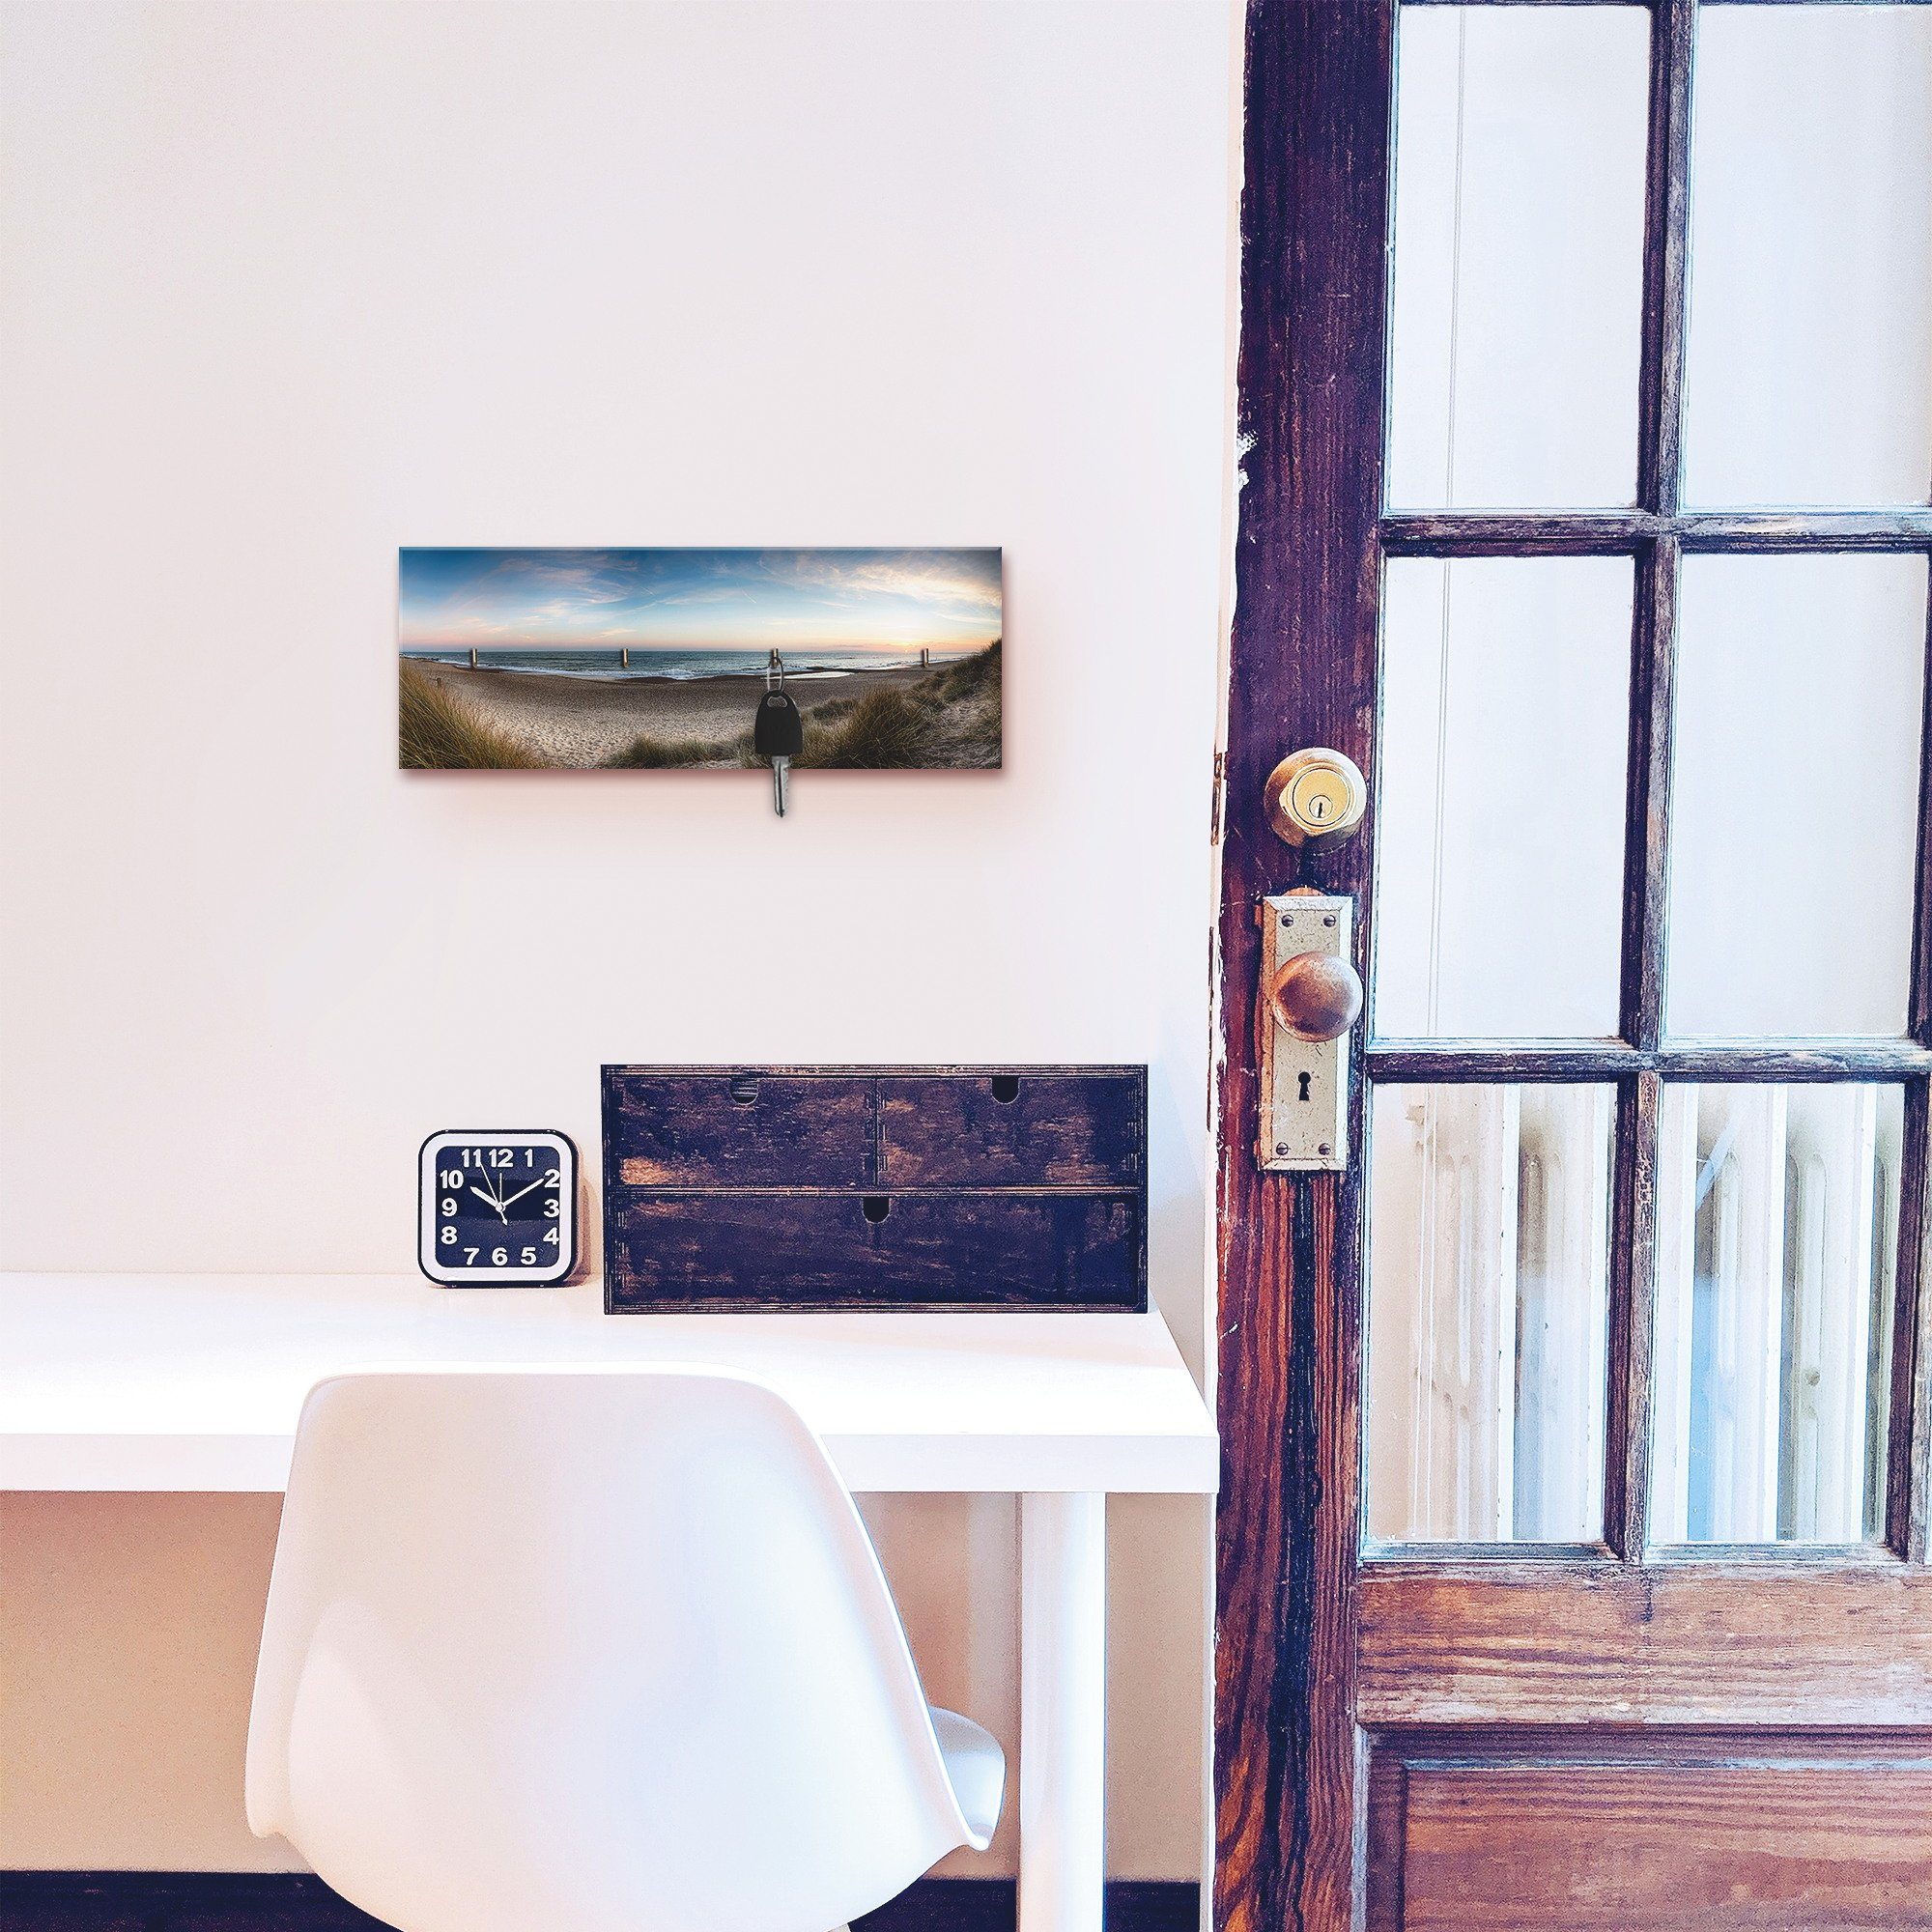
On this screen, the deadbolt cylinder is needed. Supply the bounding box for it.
[1263,748,1368,846]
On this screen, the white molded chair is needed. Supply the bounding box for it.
[246,1367,1004,1932]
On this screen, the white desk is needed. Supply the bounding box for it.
[0,1273,1217,1932]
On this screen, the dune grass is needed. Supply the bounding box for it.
[795,639,1002,770]
[398,660,548,769]
[796,688,927,768]
[933,638,1002,702]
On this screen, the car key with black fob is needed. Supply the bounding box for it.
[753,653,804,817]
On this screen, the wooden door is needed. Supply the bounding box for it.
[1212,4,1932,1928]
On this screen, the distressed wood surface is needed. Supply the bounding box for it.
[1365,1040,1932,1081]
[1385,1758,1932,1932]
[1382,507,1932,555]
[602,1065,1147,1312]
[879,1072,1144,1189]
[605,1071,874,1187]
[1219,3,1932,1924]
[1604,1074,1659,1557]
[605,1190,1140,1311]
[1601,0,1694,1565]
[1212,7,1390,1932]
[1357,1564,1932,1726]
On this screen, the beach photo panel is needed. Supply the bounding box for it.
[397,548,1003,772]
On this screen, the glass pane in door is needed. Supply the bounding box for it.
[1385,4,1648,509]
[1664,554,1926,1038]
[1377,556,1632,1038]
[1365,1083,1612,1544]
[1650,1083,1902,1546]
[1681,5,1932,508]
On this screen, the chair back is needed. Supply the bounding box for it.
[247,1367,976,1932]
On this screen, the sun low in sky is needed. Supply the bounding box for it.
[399,548,1003,653]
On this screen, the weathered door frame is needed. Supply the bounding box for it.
[1210,4,1932,1929]
[1212,12,1392,1928]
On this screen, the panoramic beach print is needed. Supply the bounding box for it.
[398,547,1003,771]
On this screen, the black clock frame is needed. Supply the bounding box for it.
[417,1128,580,1288]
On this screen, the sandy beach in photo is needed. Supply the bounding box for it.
[408,661,932,768]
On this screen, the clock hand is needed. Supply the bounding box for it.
[468,1182,509,1223]
[497,1176,547,1211]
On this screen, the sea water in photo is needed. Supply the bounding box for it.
[399,647,971,682]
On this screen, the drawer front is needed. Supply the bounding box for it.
[878,1071,1144,1188]
[605,1191,1142,1311]
[602,1069,873,1188]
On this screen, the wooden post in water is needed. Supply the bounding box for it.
[621,646,630,668]
[921,647,930,668]
[469,645,477,668]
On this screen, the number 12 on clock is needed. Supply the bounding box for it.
[417,1129,580,1287]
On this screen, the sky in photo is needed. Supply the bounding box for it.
[399,548,1003,652]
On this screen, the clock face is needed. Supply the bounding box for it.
[418,1131,577,1286]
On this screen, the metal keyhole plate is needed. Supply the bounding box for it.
[1257,892,1353,1173]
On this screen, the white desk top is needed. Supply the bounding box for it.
[0,1274,1217,1495]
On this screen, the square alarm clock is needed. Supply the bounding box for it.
[418,1129,579,1287]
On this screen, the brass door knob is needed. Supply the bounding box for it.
[1263,748,1367,846]
[1267,951,1363,1042]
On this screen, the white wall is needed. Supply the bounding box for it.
[0,0,1232,1881]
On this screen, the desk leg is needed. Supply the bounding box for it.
[1018,1491,1106,1932]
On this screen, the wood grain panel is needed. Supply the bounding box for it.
[1219,4,1932,1929]
[1395,1760,1932,1932]
[1212,7,1392,1932]
[878,1073,1144,1188]
[603,1070,873,1188]
[1365,1042,1932,1081]
[1358,1565,1932,1726]
[1379,508,1932,556]
[605,1190,1141,1311]
[602,1065,1148,1311]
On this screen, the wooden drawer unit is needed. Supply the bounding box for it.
[601,1065,1147,1312]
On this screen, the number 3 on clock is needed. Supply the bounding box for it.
[417,1129,579,1288]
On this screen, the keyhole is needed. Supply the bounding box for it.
[1296,1071,1312,1103]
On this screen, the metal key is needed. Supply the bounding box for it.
[753,656,804,817]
